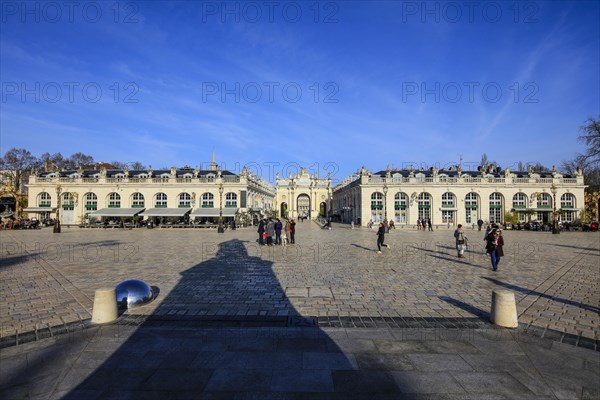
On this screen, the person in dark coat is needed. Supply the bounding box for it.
[477,219,484,231]
[275,219,283,245]
[485,228,504,271]
[427,218,433,231]
[257,220,265,245]
[290,219,296,244]
[376,222,390,254]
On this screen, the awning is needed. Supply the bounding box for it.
[88,208,144,217]
[139,208,192,217]
[23,207,56,212]
[190,208,238,217]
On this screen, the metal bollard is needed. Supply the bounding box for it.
[490,289,518,328]
[91,287,118,324]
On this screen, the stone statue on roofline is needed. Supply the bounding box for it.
[504,167,510,177]
[456,164,462,175]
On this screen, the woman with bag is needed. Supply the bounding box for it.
[485,228,504,271]
[454,224,468,258]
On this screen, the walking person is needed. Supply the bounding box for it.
[427,218,433,231]
[416,218,421,230]
[454,224,468,258]
[290,219,296,244]
[477,219,484,231]
[376,222,390,254]
[257,219,265,245]
[486,227,504,271]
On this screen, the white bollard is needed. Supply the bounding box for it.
[91,287,118,324]
[490,289,518,328]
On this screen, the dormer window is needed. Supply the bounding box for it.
[182,173,193,179]
[114,173,125,179]
[160,173,170,179]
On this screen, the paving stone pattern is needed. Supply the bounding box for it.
[1,224,599,398]
[1,224,598,342]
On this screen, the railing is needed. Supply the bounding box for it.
[488,178,505,183]
[128,178,147,183]
[106,178,125,183]
[536,178,553,183]
[59,178,77,182]
[514,178,530,183]
[562,178,577,184]
[177,178,194,183]
[82,178,99,183]
[463,177,482,183]
[152,178,169,183]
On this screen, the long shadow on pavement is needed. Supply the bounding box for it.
[481,277,600,314]
[56,239,404,398]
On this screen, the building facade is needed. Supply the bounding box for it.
[25,160,275,225]
[275,168,332,220]
[332,165,586,227]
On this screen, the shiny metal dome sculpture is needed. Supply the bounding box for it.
[115,279,154,308]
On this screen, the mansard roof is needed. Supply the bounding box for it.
[371,168,573,179]
[38,168,239,179]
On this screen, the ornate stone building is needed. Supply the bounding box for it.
[24,156,275,225]
[275,168,332,220]
[332,165,586,227]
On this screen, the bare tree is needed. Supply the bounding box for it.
[67,152,95,168]
[0,148,38,192]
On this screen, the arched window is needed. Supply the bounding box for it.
[465,192,479,224]
[418,192,432,220]
[512,193,528,208]
[538,193,552,207]
[441,192,455,207]
[512,193,528,222]
[84,193,97,211]
[394,192,408,209]
[489,193,503,223]
[38,192,51,207]
[371,192,383,209]
[560,193,576,222]
[178,193,191,208]
[560,193,575,208]
[441,192,456,223]
[225,192,237,207]
[394,192,408,224]
[155,193,168,207]
[370,192,384,223]
[131,193,145,208]
[108,192,121,208]
[62,193,74,210]
[202,193,214,208]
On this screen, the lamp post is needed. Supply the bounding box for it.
[217,183,224,233]
[53,184,62,233]
[383,183,388,230]
[551,183,559,235]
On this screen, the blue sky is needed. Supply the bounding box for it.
[1,1,598,183]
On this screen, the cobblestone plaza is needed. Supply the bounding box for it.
[1,223,598,398]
